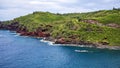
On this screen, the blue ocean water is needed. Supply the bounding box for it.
[0,30,120,68]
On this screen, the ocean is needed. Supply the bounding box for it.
[0,30,120,68]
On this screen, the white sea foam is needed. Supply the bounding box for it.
[40,39,48,43]
[75,50,89,53]
[40,39,54,45]
[78,45,93,48]
[48,41,54,45]
[14,33,20,36]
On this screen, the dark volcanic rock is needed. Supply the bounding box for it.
[100,41,109,45]
[37,32,50,37]
[55,38,66,44]
[0,22,20,30]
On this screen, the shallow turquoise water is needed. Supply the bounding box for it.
[0,30,120,68]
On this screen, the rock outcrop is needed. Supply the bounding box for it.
[0,22,50,37]
[106,23,120,28]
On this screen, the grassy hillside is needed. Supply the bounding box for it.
[11,11,69,31]
[1,9,120,46]
[64,9,120,25]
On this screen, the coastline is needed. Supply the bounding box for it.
[0,9,120,50]
[43,38,120,50]
[1,29,120,50]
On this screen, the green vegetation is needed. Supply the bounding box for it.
[1,9,120,46]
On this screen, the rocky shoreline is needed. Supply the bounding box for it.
[43,37,120,50]
[0,22,120,50]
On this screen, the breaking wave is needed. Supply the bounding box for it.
[40,39,54,45]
